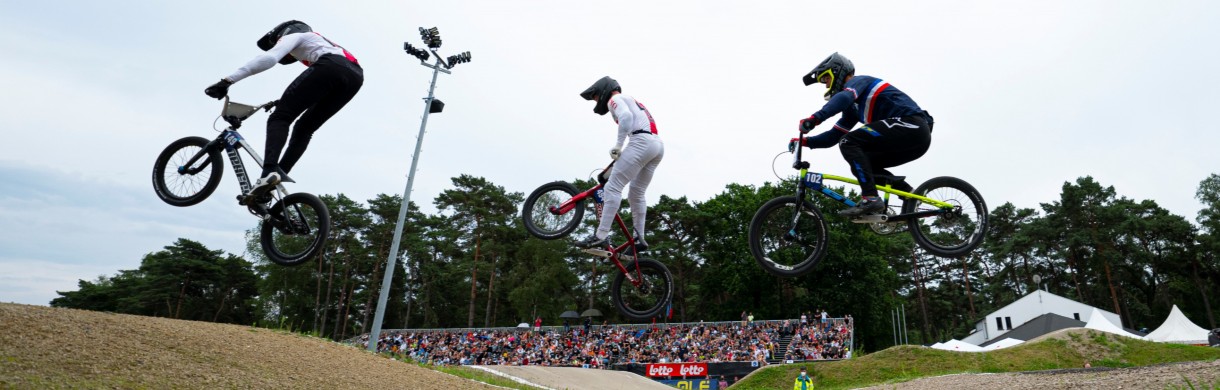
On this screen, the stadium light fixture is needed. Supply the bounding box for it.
[370,26,473,353]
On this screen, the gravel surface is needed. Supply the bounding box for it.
[479,365,675,390]
[0,303,497,389]
[856,360,1220,390]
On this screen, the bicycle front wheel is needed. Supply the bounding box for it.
[902,176,988,257]
[748,196,829,278]
[260,192,331,266]
[611,258,674,321]
[521,181,584,240]
[152,136,223,207]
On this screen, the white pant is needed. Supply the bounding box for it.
[597,133,664,239]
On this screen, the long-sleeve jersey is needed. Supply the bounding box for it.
[607,94,658,149]
[802,75,923,148]
[226,32,357,83]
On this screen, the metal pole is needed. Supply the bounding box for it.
[366,58,444,352]
[901,304,908,345]
[892,308,898,346]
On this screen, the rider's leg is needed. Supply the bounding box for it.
[839,127,884,198]
[626,135,663,247]
[264,67,323,181]
[839,117,929,216]
[278,58,364,174]
[863,119,932,182]
[578,136,654,247]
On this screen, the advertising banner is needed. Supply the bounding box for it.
[645,362,709,378]
[656,378,720,389]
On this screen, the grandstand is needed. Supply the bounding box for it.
[347,315,853,386]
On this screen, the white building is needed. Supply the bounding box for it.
[961,289,1122,346]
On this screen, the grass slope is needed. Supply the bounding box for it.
[732,329,1220,390]
[0,303,501,389]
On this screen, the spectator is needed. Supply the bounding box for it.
[718,376,728,389]
[534,317,542,332]
[748,312,754,324]
[794,367,814,390]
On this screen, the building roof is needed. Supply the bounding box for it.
[978,313,1084,347]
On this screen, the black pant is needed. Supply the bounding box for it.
[263,54,364,176]
[839,113,932,197]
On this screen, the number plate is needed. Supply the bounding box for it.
[805,173,823,190]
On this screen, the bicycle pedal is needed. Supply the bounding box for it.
[851,214,889,224]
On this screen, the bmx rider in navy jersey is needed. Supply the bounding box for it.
[791,52,934,217]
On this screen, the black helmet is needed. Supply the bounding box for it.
[803,52,855,100]
[257,20,312,64]
[580,76,621,116]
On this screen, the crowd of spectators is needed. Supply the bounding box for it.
[786,315,852,361]
[357,313,852,368]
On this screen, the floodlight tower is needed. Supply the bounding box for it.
[367,27,472,352]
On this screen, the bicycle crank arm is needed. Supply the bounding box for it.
[849,214,889,224]
[580,248,637,262]
[879,209,950,222]
[581,248,614,258]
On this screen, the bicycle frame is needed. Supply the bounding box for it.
[177,97,283,202]
[547,168,646,288]
[789,135,956,222]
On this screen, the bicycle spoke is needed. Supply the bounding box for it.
[756,202,823,272]
[910,185,984,252]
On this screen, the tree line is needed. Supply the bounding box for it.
[53,173,1220,352]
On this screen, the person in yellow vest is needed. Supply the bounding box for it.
[793,366,814,390]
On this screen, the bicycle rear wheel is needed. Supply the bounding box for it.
[902,176,988,257]
[521,181,584,240]
[748,196,829,278]
[611,258,674,321]
[260,192,330,266]
[152,136,222,207]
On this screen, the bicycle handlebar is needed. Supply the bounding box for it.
[219,96,278,130]
[791,130,810,170]
[597,160,617,185]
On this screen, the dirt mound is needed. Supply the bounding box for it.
[0,303,496,389]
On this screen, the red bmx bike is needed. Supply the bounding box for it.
[521,162,674,321]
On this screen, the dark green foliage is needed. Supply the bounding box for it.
[52,238,259,324]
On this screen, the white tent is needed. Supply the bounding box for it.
[1084,308,1138,338]
[982,338,1025,350]
[1143,305,1210,344]
[931,339,985,352]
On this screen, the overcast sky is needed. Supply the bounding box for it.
[2,1,1217,306]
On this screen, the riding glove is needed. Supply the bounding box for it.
[799,116,821,134]
[788,137,807,152]
[205,79,233,100]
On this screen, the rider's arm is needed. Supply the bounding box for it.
[609,95,633,150]
[224,33,305,83]
[803,128,846,148]
[804,116,857,148]
[809,89,856,124]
